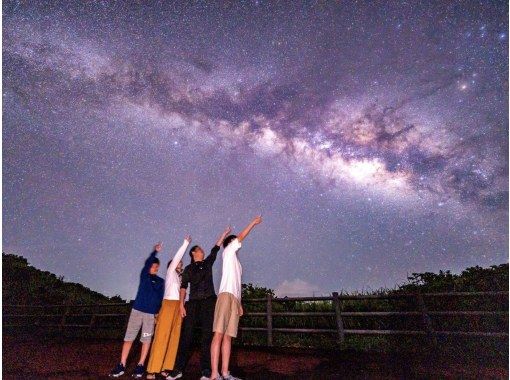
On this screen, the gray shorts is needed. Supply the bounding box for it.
[124,308,155,343]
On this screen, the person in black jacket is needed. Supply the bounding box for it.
[167,226,231,380]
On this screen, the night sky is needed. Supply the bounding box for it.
[3,1,508,299]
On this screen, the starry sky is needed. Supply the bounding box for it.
[3,0,508,299]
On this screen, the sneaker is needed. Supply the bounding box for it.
[200,369,212,380]
[166,370,183,380]
[109,363,126,377]
[222,373,241,380]
[132,364,145,378]
[200,377,211,380]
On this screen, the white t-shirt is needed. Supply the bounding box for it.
[219,238,243,300]
[164,239,190,300]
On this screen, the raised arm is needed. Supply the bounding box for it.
[237,216,262,242]
[141,242,162,277]
[205,226,232,264]
[216,226,232,247]
[168,235,191,274]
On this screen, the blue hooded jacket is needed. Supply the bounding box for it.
[132,250,164,314]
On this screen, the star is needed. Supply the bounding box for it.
[2,0,507,298]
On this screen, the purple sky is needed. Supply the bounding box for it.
[3,0,508,298]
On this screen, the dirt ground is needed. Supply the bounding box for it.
[3,335,507,379]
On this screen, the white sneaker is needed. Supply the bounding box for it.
[222,373,241,380]
[166,371,183,380]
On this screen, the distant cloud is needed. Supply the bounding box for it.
[275,279,322,297]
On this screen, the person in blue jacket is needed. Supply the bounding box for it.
[110,242,165,378]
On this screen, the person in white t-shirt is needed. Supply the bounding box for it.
[145,235,191,379]
[210,216,262,380]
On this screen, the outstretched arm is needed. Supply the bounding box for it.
[205,226,232,264]
[141,242,162,277]
[168,235,191,274]
[237,216,262,242]
[216,225,232,247]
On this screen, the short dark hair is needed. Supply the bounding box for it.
[223,235,237,248]
[152,258,160,266]
[189,245,199,263]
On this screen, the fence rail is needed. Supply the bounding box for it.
[4,291,508,347]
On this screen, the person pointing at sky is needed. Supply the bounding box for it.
[167,226,232,380]
[109,242,165,378]
[146,235,192,379]
[210,215,263,380]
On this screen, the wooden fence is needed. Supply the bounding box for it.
[4,291,508,347]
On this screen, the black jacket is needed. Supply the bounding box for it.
[180,245,219,301]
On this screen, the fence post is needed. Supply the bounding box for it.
[89,314,96,332]
[332,292,345,345]
[60,301,70,332]
[416,293,437,346]
[266,294,273,347]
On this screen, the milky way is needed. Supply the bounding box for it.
[3,1,508,298]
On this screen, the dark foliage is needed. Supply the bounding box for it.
[2,253,127,305]
[242,283,274,299]
[3,252,507,357]
[396,264,509,293]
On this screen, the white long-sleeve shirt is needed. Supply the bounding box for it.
[163,239,190,300]
[218,238,243,301]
